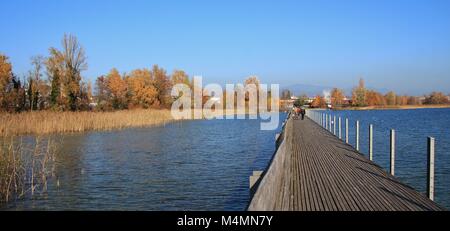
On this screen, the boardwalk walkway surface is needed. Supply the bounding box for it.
[248,117,444,211]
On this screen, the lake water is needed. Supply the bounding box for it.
[2,114,286,211]
[2,108,450,210]
[317,108,450,209]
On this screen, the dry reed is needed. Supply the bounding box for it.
[0,109,174,136]
[0,137,58,203]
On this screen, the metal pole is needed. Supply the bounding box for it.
[333,116,336,135]
[329,114,332,132]
[369,124,373,161]
[356,120,360,151]
[321,113,323,127]
[325,114,328,130]
[322,114,325,127]
[345,118,349,144]
[427,137,435,201]
[390,129,395,175]
[338,117,342,139]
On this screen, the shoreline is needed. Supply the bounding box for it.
[332,104,450,111]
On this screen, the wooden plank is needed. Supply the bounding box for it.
[248,116,444,211]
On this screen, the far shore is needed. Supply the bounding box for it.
[332,104,450,111]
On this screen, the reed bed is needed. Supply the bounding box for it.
[0,109,174,136]
[0,137,58,203]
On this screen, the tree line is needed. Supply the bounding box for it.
[1,34,267,113]
[1,34,92,112]
[0,34,194,113]
[309,78,449,108]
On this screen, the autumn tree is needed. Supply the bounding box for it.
[0,54,13,110]
[424,92,449,105]
[27,56,48,110]
[396,95,408,105]
[407,96,421,105]
[311,95,326,108]
[171,69,190,87]
[351,78,367,107]
[151,65,172,108]
[294,94,309,107]
[385,91,396,106]
[106,68,128,109]
[330,88,345,107]
[244,75,261,101]
[46,47,64,108]
[47,34,87,111]
[78,81,92,110]
[244,76,261,90]
[366,90,386,106]
[95,75,110,110]
[126,69,158,108]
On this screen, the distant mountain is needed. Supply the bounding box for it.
[281,84,333,97]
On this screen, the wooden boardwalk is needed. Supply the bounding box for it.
[248,117,444,211]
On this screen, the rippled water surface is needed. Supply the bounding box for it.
[3,114,286,210]
[3,109,450,210]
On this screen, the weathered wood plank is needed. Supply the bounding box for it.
[248,116,444,211]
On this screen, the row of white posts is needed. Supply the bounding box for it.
[305,110,436,201]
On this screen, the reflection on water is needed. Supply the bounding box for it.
[3,114,286,210]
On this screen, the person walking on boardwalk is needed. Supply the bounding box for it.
[300,107,306,120]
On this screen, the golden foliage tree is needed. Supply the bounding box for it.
[151,65,172,108]
[171,70,190,87]
[424,92,449,105]
[0,54,13,110]
[351,78,367,106]
[46,34,87,110]
[126,69,158,108]
[330,88,345,107]
[385,91,396,106]
[366,90,386,106]
[311,95,326,108]
[106,68,128,109]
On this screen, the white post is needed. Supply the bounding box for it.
[356,120,360,151]
[329,114,332,132]
[369,124,373,161]
[323,113,325,128]
[325,114,328,130]
[338,117,342,139]
[321,113,324,127]
[427,137,435,201]
[333,116,336,135]
[390,129,396,176]
[345,118,349,144]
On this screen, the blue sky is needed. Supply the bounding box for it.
[1,0,450,95]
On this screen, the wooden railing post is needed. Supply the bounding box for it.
[323,113,325,128]
[338,117,342,139]
[369,124,373,161]
[356,120,360,151]
[427,137,435,201]
[333,116,336,135]
[390,129,396,175]
[329,114,332,132]
[345,118,349,144]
